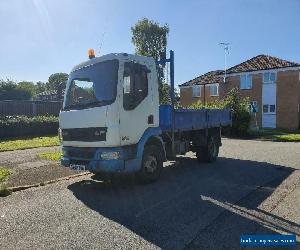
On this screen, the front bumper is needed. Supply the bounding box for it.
[61,146,142,173]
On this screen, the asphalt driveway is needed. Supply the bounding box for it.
[0,139,299,249]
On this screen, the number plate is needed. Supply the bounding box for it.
[70,164,86,171]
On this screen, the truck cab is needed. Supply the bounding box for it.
[60,53,164,181]
[60,51,231,183]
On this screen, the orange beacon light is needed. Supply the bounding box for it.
[88,49,95,59]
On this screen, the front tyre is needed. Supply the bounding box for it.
[137,145,163,183]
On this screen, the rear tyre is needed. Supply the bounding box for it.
[137,145,163,184]
[196,136,219,163]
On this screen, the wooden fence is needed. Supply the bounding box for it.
[0,100,62,116]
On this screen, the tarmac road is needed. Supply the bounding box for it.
[0,139,299,250]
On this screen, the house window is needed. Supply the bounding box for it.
[192,85,201,97]
[269,104,276,113]
[263,104,276,113]
[263,72,276,83]
[240,74,252,89]
[210,84,219,96]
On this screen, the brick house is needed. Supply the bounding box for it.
[179,55,300,130]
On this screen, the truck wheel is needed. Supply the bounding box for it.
[137,145,163,183]
[196,136,219,163]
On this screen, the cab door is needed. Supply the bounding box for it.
[119,60,158,146]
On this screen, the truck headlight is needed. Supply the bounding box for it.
[101,152,120,160]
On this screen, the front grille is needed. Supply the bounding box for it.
[66,147,96,159]
[62,127,107,142]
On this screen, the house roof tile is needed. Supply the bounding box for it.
[179,70,224,87]
[180,55,300,87]
[226,54,300,74]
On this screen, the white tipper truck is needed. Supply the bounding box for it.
[59,50,231,183]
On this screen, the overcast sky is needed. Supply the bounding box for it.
[1,0,299,86]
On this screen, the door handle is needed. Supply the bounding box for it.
[148,115,154,124]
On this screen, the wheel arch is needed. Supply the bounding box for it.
[136,127,166,161]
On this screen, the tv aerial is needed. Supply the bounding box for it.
[219,42,230,83]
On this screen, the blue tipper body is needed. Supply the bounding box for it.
[159,105,231,132]
[61,105,231,173]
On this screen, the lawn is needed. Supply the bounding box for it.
[0,135,60,152]
[38,151,62,161]
[251,129,300,142]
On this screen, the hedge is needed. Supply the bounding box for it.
[0,115,59,139]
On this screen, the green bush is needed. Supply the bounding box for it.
[187,88,251,136]
[0,167,10,182]
[0,115,59,139]
[187,99,226,109]
[224,88,251,136]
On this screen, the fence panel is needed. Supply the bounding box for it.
[0,100,62,116]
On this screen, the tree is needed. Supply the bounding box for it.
[36,81,47,94]
[131,18,169,60]
[131,18,169,103]
[47,73,68,99]
[17,81,37,97]
[0,79,34,100]
[160,83,180,108]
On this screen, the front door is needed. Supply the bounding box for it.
[119,60,157,146]
[262,82,276,128]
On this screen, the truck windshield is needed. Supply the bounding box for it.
[64,59,119,110]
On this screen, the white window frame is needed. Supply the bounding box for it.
[269,104,276,114]
[263,72,277,84]
[263,104,276,114]
[192,85,201,97]
[209,83,219,96]
[240,74,252,89]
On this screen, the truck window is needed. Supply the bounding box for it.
[123,62,148,110]
[64,59,119,110]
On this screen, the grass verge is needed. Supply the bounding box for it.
[38,151,62,161]
[0,167,11,197]
[0,135,60,152]
[250,129,300,142]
